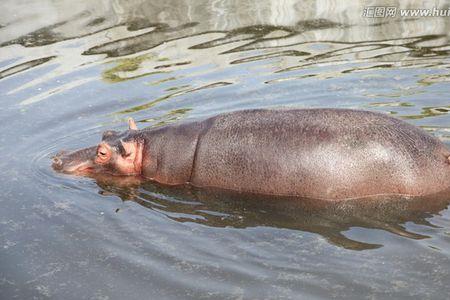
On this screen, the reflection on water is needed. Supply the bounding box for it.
[1,0,449,108]
[93,175,450,251]
[404,105,450,119]
[102,54,161,83]
[115,81,232,115]
[1,0,450,299]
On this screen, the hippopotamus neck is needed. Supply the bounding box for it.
[139,120,208,185]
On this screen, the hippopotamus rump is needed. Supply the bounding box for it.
[52,109,450,201]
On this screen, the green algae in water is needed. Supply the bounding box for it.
[403,106,450,119]
[102,54,164,83]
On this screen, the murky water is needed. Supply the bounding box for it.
[1,0,450,299]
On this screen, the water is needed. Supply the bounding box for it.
[1,0,450,299]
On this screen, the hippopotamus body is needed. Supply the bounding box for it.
[52,109,450,201]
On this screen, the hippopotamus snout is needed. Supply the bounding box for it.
[52,155,64,170]
[52,150,70,170]
[52,147,98,174]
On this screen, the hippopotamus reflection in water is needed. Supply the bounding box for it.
[90,174,450,250]
[52,109,450,201]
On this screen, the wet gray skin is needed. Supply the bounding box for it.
[52,109,450,201]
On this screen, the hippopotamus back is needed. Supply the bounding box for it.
[190,109,450,200]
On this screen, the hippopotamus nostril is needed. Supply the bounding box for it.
[52,157,63,169]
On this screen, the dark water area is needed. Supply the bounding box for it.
[1,0,450,299]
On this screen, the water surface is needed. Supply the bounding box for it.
[1,0,450,299]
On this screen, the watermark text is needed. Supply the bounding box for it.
[363,7,450,18]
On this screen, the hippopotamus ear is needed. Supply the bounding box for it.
[120,140,138,160]
[120,139,143,173]
[128,117,138,130]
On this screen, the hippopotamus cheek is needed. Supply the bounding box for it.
[111,156,140,175]
[109,141,143,176]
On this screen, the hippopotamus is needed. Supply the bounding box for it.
[52,108,450,201]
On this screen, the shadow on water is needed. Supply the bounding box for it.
[90,174,450,251]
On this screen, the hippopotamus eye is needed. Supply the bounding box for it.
[95,143,112,164]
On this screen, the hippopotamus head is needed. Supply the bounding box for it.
[52,118,143,176]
